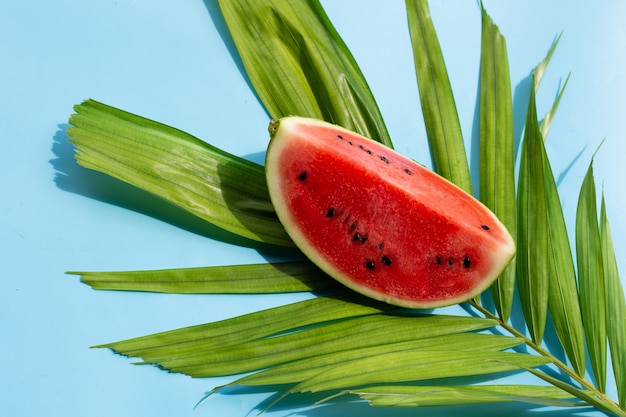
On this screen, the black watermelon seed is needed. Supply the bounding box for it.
[326,208,336,218]
[352,233,361,242]
[436,256,442,265]
[366,149,372,154]
[359,145,364,150]
[365,260,375,270]
[337,134,343,139]
[463,256,471,269]
[348,141,353,145]
[378,242,384,250]
[404,168,412,175]
[349,222,357,231]
[481,225,490,230]
[448,258,454,266]
[381,255,392,266]
[360,235,368,244]
[298,172,307,181]
[380,156,389,163]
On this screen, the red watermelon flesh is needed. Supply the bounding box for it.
[265,116,515,309]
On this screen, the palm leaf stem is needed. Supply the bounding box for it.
[469,300,626,416]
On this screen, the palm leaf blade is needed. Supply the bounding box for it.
[94,294,393,359]
[350,384,576,407]
[576,159,607,392]
[291,350,549,394]
[542,149,586,376]
[405,0,472,192]
[231,333,522,387]
[71,262,337,294]
[138,314,496,378]
[216,0,392,146]
[68,99,291,247]
[516,86,550,343]
[478,6,516,321]
[601,195,626,406]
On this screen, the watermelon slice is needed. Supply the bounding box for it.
[265,116,515,308]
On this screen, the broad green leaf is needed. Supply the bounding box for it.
[216,0,392,147]
[516,85,550,343]
[95,294,393,359]
[68,100,292,247]
[405,0,472,193]
[601,195,626,406]
[478,6,516,321]
[349,384,576,407]
[542,144,586,376]
[134,314,496,378]
[71,262,337,294]
[290,349,549,394]
[231,333,523,387]
[576,159,607,392]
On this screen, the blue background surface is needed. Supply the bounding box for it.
[2,1,625,416]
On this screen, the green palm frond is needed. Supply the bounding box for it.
[67,0,626,415]
[216,0,392,147]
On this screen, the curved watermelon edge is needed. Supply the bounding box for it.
[265,116,515,309]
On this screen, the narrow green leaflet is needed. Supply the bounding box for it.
[526,368,626,417]
[405,0,472,193]
[349,384,576,407]
[540,72,570,141]
[71,262,337,294]
[516,85,550,343]
[230,333,522,387]
[542,143,586,376]
[216,0,392,147]
[601,195,626,406]
[123,314,497,378]
[532,31,562,92]
[68,99,291,247]
[530,32,569,140]
[94,294,394,360]
[289,350,549,394]
[576,159,607,392]
[478,6,516,321]
[66,1,626,415]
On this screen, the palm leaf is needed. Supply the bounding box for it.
[540,72,570,140]
[289,350,549,394]
[405,0,472,193]
[67,1,626,415]
[98,303,497,379]
[216,0,392,147]
[230,333,523,387]
[601,195,626,406]
[516,84,550,343]
[532,31,562,92]
[542,141,586,376]
[71,261,337,294]
[576,157,607,392]
[68,99,291,247]
[94,294,394,360]
[349,384,577,407]
[478,5,516,321]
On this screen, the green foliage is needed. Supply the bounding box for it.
[67,0,626,415]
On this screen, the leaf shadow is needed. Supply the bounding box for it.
[205,383,592,417]
[51,124,276,251]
